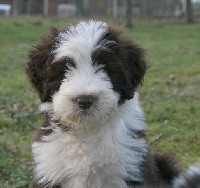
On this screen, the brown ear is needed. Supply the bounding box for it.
[120,36,148,99]
[25,27,59,102]
[107,26,148,101]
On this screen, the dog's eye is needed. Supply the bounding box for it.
[46,81,61,95]
[65,57,76,69]
[93,64,105,74]
[53,57,76,68]
[94,67,102,74]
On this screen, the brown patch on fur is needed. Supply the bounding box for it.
[43,57,75,101]
[154,153,180,183]
[25,27,75,102]
[142,152,161,184]
[126,152,160,186]
[25,27,59,102]
[92,25,148,103]
[128,152,180,187]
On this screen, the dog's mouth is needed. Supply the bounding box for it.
[67,107,98,122]
[51,91,119,128]
[57,105,116,128]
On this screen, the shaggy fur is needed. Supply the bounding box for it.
[25,20,183,188]
[173,164,200,188]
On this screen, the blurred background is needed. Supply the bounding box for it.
[0,0,199,187]
[0,0,200,23]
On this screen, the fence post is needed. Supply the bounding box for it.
[186,0,193,23]
[44,0,49,17]
[126,0,133,28]
[13,0,19,16]
[113,0,118,18]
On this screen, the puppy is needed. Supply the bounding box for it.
[25,20,180,188]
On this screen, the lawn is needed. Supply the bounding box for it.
[0,17,199,187]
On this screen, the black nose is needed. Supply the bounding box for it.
[74,95,95,109]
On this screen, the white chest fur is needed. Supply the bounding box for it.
[32,99,147,188]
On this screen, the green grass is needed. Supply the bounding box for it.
[0,17,199,187]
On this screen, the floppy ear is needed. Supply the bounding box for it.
[120,35,148,99]
[25,28,59,102]
[108,26,148,101]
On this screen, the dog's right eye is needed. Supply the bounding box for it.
[65,57,76,69]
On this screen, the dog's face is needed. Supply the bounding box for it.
[25,21,147,127]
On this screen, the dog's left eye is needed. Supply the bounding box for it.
[54,57,76,68]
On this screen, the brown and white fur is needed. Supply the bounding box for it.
[25,20,195,188]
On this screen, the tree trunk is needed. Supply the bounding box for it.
[186,0,193,23]
[141,0,147,16]
[43,0,49,17]
[113,0,118,18]
[126,0,133,28]
[13,0,19,16]
[83,0,89,15]
[27,0,32,15]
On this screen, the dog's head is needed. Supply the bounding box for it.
[25,20,147,126]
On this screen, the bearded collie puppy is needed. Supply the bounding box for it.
[25,20,198,188]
